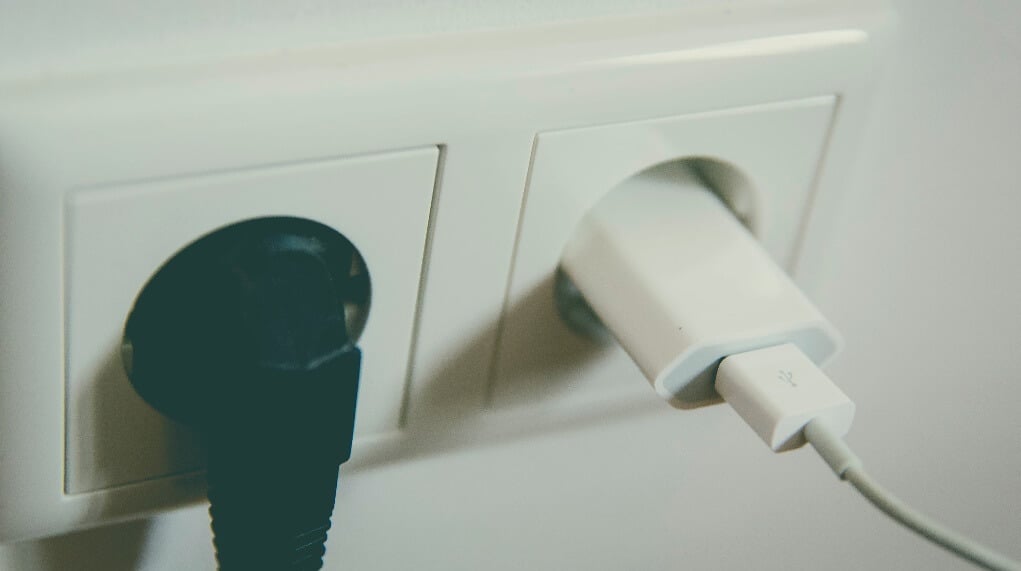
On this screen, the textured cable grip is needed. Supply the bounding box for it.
[205,348,361,571]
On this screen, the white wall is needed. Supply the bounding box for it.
[0,0,677,81]
[1,1,1018,569]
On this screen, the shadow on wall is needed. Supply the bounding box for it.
[7,272,650,570]
[0,518,151,571]
[346,273,655,472]
[84,348,206,493]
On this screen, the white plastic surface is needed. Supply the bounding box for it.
[717,343,854,451]
[0,1,887,544]
[493,97,838,411]
[560,162,841,408]
[64,148,439,494]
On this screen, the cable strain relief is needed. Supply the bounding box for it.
[804,417,862,479]
[206,440,342,571]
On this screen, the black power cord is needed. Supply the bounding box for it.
[124,217,365,570]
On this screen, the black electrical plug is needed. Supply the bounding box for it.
[124,217,368,570]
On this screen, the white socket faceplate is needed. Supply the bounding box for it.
[492,97,838,412]
[65,148,439,494]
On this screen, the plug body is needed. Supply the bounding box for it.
[124,217,364,570]
[560,162,841,407]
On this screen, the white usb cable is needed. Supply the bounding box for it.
[717,343,1021,571]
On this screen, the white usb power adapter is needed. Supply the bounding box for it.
[560,161,842,409]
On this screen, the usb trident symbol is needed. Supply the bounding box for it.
[777,369,796,387]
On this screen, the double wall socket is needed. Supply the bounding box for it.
[0,2,889,542]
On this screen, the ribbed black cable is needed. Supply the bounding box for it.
[203,350,359,571]
[208,461,339,570]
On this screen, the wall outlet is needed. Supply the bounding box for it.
[65,148,438,494]
[0,3,888,542]
[491,97,837,413]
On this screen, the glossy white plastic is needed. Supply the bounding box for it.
[718,343,854,452]
[561,162,841,408]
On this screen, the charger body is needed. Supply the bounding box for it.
[560,162,841,408]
